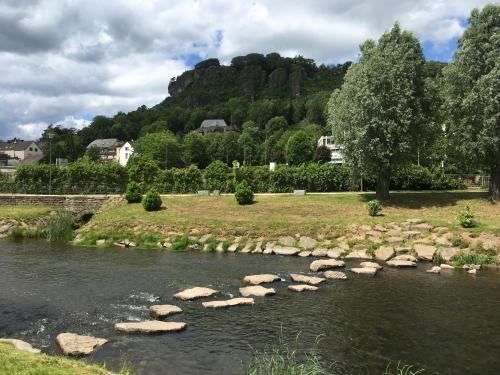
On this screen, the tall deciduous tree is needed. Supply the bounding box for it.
[443,4,500,200]
[133,131,182,168]
[183,131,208,168]
[328,23,425,200]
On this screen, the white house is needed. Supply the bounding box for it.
[317,136,344,164]
[0,139,43,162]
[119,142,133,166]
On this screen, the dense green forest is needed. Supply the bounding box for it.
[38,52,449,170]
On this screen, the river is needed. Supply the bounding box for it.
[0,241,499,375]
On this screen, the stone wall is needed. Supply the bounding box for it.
[0,194,109,215]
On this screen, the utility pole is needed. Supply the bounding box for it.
[48,132,54,195]
[165,143,168,169]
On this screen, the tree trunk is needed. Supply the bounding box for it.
[376,166,390,201]
[490,164,500,202]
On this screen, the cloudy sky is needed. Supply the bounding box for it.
[0,0,493,140]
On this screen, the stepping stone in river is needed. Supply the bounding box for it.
[173,287,218,300]
[360,261,382,270]
[56,333,107,356]
[290,273,325,285]
[440,264,454,269]
[115,321,187,333]
[350,267,378,275]
[386,259,417,268]
[243,274,281,285]
[426,266,441,274]
[0,338,40,354]
[239,285,276,297]
[149,304,183,318]
[310,259,345,272]
[202,298,255,308]
[288,284,319,292]
[323,271,347,280]
[344,249,372,259]
[298,251,312,257]
[311,248,328,257]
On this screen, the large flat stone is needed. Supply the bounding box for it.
[327,248,343,258]
[360,261,382,270]
[56,333,107,356]
[279,236,296,246]
[350,267,377,275]
[438,247,460,262]
[288,284,319,292]
[310,259,345,272]
[299,236,318,249]
[393,254,418,262]
[298,251,312,257]
[273,246,301,256]
[323,271,347,280]
[426,266,441,274]
[173,287,218,300]
[374,246,394,261]
[387,259,417,268]
[115,321,187,333]
[0,339,40,354]
[202,298,254,308]
[414,244,437,261]
[239,285,276,297]
[149,305,182,318]
[344,249,371,259]
[290,273,325,285]
[311,248,328,257]
[243,274,281,285]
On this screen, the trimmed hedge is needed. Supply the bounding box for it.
[0,161,466,195]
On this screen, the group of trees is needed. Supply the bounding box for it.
[30,4,498,200]
[328,4,499,201]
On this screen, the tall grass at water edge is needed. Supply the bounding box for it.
[45,211,74,242]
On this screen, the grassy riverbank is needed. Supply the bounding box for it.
[0,205,55,221]
[0,342,127,375]
[78,191,500,246]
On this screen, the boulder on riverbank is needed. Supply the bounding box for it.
[173,287,218,300]
[427,266,441,274]
[288,284,319,292]
[344,249,371,259]
[299,236,317,249]
[149,304,183,318]
[310,259,345,272]
[290,273,325,285]
[202,298,254,308]
[374,246,394,261]
[243,274,281,285]
[0,338,40,354]
[413,244,436,261]
[273,246,301,256]
[56,333,107,356]
[239,285,276,297]
[115,321,187,333]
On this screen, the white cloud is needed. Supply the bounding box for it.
[0,0,492,139]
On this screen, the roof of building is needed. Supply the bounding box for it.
[0,139,38,151]
[87,138,124,149]
[19,154,44,165]
[200,119,228,129]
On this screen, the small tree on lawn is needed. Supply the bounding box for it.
[442,4,500,201]
[328,23,425,201]
[285,131,315,165]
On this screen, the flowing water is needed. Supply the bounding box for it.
[0,241,499,375]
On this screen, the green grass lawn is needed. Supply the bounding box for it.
[0,342,125,375]
[81,191,500,242]
[0,205,55,221]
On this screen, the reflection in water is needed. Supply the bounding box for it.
[0,241,499,375]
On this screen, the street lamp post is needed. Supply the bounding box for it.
[48,132,54,195]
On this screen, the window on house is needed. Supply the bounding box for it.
[125,153,129,159]
[29,147,33,151]
[35,148,38,152]
[125,147,129,151]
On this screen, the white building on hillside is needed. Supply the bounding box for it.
[119,142,133,166]
[317,136,344,164]
[0,139,43,162]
